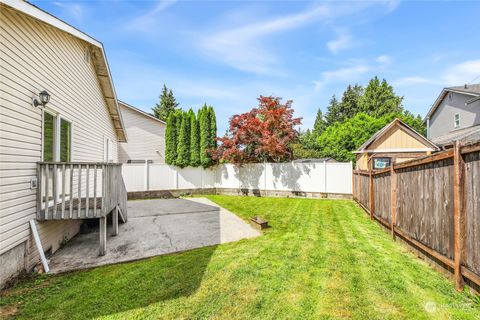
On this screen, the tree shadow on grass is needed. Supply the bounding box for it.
[3,244,217,320]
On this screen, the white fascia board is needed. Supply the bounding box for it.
[1,0,102,48]
[362,148,434,153]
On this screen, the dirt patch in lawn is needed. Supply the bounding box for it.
[0,304,18,319]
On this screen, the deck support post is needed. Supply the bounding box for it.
[112,206,119,236]
[453,140,466,291]
[99,216,107,256]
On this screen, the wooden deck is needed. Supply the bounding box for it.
[37,162,127,221]
[40,197,104,220]
[37,162,128,255]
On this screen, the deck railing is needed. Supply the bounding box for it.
[37,162,127,221]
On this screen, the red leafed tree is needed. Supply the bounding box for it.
[212,96,302,164]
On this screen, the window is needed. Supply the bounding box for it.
[60,119,71,162]
[454,113,460,128]
[43,111,72,162]
[43,112,55,161]
[373,157,391,170]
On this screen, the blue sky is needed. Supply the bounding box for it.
[33,0,480,133]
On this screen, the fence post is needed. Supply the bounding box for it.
[323,160,327,194]
[350,161,353,197]
[369,169,374,220]
[175,169,179,189]
[264,162,267,195]
[390,164,397,239]
[352,170,355,200]
[144,160,150,191]
[453,140,466,291]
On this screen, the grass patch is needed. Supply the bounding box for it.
[1,196,478,319]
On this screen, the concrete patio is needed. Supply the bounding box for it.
[48,198,260,273]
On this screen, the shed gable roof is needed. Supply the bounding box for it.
[355,118,439,153]
[1,0,127,142]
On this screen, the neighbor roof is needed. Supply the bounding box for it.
[424,84,480,122]
[118,101,166,125]
[354,118,439,153]
[1,0,127,142]
[430,124,480,147]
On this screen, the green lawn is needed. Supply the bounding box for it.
[1,196,479,319]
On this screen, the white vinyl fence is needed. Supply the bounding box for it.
[122,161,353,195]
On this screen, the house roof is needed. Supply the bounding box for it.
[424,84,480,121]
[118,101,167,125]
[1,0,127,142]
[430,124,480,147]
[354,118,439,154]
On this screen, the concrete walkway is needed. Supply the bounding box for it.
[48,198,260,273]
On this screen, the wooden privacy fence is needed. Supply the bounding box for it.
[353,141,480,291]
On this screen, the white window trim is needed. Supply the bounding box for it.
[454,113,460,129]
[42,108,73,162]
[58,116,73,162]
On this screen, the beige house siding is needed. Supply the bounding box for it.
[0,6,119,275]
[118,102,165,163]
[369,126,430,151]
[355,120,437,170]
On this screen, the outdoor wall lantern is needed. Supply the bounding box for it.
[32,90,50,108]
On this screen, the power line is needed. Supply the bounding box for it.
[468,74,480,84]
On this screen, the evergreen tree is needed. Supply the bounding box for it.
[199,104,213,167]
[189,109,200,167]
[359,77,403,117]
[324,85,364,125]
[339,84,364,119]
[208,106,217,150]
[324,95,341,126]
[152,84,179,121]
[313,109,327,136]
[176,111,191,168]
[165,112,178,165]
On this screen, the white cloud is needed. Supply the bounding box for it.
[313,55,393,91]
[392,76,436,87]
[376,55,392,66]
[199,5,330,75]
[53,2,84,22]
[314,65,369,91]
[327,32,354,54]
[392,59,480,88]
[126,0,177,31]
[197,1,396,75]
[442,59,480,85]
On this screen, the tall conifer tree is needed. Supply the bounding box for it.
[165,112,178,165]
[189,109,200,167]
[152,84,179,121]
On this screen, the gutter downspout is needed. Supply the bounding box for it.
[426,117,430,139]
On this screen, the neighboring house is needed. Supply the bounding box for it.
[354,118,439,170]
[0,0,127,288]
[425,84,480,148]
[118,101,166,163]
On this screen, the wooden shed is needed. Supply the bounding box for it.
[354,118,439,170]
